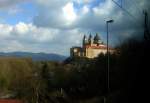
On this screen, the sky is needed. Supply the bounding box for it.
[0,0,149,56]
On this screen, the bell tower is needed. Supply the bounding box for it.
[88,34,93,45]
[94,33,102,45]
[83,34,88,46]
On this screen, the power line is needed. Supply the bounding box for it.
[125,0,144,24]
[112,0,143,27]
[120,0,123,7]
[112,0,137,20]
[130,0,143,15]
[112,0,149,40]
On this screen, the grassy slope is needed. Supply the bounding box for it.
[0,57,34,95]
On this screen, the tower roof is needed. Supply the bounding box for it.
[89,34,92,38]
[83,34,87,39]
[94,33,100,41]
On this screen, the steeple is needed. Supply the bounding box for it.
[88,34,93,45]
[94,33,102,44]
[83,34,88,46]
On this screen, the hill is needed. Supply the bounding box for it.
[0,52,67,62]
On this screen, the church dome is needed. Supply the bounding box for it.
[88,34,93,44]
[94,33,100,41]
[94,33,102,44]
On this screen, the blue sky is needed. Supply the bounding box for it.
[0,2,37,25]
[0,0,149,56]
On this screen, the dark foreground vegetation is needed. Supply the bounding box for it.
[0,38,149,103]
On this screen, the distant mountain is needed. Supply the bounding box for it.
[0,52,67,62]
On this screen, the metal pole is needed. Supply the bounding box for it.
[107,22,110,94]
[105,20,114,103]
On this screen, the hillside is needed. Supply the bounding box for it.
[0,52,67,62]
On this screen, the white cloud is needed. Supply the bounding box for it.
[34,0,76,28]
[0,24,12,38]
[0,22,83,55]
[0,40,25,52]
[81,6,89,14]
[93,0,114,16]
[74,0,94,4]
[13,22,29,35]
[11,22,59,43]
[63,2,77,22]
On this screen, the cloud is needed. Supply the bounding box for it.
[93,0,114,15]
[0,0,150,55]
[34,0,149,31]
[81,6,89,14]
[63,2,77,22]
[7,6,23,15]
[0,0,29,9]
[33,0,77,29]
[0,0,32,23]
[74,0,149,43]
[0,22,83,55]
[74,0,95,4]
